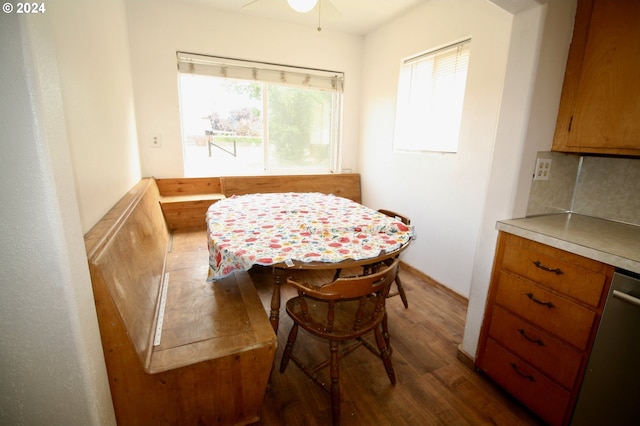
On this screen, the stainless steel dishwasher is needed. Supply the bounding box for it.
[571,270,640,425]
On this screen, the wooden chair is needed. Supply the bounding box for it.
[376,209,411,308]
[279,259,400,425]
[333,209,411,309]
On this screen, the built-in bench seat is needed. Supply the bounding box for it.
[156,173,362,231]
[84,178,276,425]
[156,177,226,230]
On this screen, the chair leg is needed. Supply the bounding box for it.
[329,340,341,425]
[395,272,408,308]
[381,312,392,355]
[374,325,396,385]
[280,324,298,373]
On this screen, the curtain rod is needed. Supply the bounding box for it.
[177,51,343,76]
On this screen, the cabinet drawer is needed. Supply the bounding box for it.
[502,239,607,307]
[480,339,571,426]
[495,271,596,350]
[487,306,583,390]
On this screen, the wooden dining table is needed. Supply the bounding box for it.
[206,192,414,331]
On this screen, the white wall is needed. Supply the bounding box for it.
[462,0,577,358]
[126,0,364,178]
[360,0,514,298]
[360,0,577,358]
[0,9,116,426]
[50,0,141,233]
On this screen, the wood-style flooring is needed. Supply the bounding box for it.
[172,230,543,426]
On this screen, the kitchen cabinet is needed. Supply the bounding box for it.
[552,0,640,156]
[476,232,615,425]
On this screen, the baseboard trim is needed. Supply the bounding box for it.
[399,261,468,307]
[398,261,474,370]
[456,345,476,371]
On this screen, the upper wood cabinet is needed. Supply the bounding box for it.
[552,0,640,156]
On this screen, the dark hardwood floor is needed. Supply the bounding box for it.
[173,230,543,426]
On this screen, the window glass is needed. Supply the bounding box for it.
[394,40,471,153]
[267,85,333,171]
[177,53,342,176]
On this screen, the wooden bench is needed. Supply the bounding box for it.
[84,178,277,425]
[221,173,362,203]
[156,177,226,231]
[156,173,362,231]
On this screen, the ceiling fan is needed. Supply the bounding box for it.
[242,0,340,31]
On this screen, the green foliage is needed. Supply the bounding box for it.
[267,85,330,168]
[203,79,332,170]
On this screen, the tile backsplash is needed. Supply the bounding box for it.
[526,152,579,216]
[526,152,640,226]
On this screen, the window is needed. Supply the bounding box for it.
[177,52,343,176]
[393,39,471,153]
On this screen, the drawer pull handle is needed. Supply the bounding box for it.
[518,328,545,346]
[510,362,536,382]
[533,260,564,275]
[526,292,555,308]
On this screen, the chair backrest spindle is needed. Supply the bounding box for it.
[287,259,399,336]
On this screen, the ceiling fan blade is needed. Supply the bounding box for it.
[320,0,341,19]
[242,0,261,8]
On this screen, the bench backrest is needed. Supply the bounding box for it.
[155,174,362,204]
[222,173,362,203]
[155,177,223,196]
[84,178,168,368]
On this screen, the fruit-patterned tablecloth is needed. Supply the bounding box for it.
[206,192,413,280]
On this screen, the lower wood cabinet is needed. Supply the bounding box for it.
[481,339,572,425]
[476,232,614,425]
[488,306,582,390]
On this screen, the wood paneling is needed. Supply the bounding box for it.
[156,178,225,230]
[222,173,362,203]
[86,178,168,368]
[155,177,223,196]
[160,196,225,231]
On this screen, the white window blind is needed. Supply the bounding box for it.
[394,39,471,153]
[177,52,344,93]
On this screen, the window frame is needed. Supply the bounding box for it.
[177,52,344,176]
[393,39,471,154]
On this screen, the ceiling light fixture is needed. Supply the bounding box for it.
[287,0,318,13]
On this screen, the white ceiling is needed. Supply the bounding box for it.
[173,0,544,35]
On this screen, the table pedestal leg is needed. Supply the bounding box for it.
[269,268,283,333]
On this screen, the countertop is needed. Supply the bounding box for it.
[496,213,640,275]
